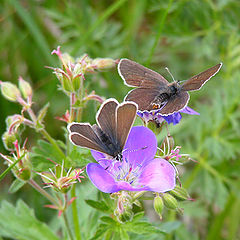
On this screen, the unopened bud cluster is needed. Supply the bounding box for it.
[51,46,117,95]
[40,163,84,194]
[0,140,32,181]
[113,191,134,223]
[0,78,32,105]
[153,185,190,219]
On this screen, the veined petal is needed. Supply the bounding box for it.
[123,126,157,168]
[90,150,111,169]
[86,163,147,193]
[137,158,176,192]
[86,163,117,193]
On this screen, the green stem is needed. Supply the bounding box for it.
[40,128,66,160]
[76,76,84,122]
[71,185,81,240]
[63,211,74,240]
[70,93,76,122]
[28,179,59,206]
[0,152,26,182]
[27,106,66,160]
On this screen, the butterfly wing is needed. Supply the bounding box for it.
[181,63,222,91]
[118,58,169,88]
[116,102,137,150]
[158,91,190,115]
[125,88,162,111]
[96,99,118,144]
[68,123,109,154]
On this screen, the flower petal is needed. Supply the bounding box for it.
[137,158,176,192]
[90,150,112,169]
[87,163,146,193]
[123,126,157,168]
[86,163,117,193]
[180,106,200,115]
[161,112,182,125]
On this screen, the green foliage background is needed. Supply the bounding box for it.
[0,0,240,239]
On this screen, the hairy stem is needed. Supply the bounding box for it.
[63,211,74,240]
[28,179,59,206]
[40,128,66,160]
[71,185,82,240]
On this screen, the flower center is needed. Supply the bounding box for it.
[108,157,142,185]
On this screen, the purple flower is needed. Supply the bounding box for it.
[86,126,176,193]
[138,106,199,125]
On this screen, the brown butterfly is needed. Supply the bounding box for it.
[118,59,222,115]
[68,99,137,161]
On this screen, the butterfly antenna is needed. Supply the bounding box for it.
[165,67,175,82]
[123,146,148,155]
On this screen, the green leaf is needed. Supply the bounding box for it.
[100,216,116,225]
[131,212,145,222]
[119,228,130,240]
[158,221,182,233]
[68,148,92,167]
[0,200,59,240]
[85,199,110,213]
[9,179,26,193]
[100,192,114,210]
[124,221,165,234]
[31,139,65,171]
[90,223,109,240]
[9,0,54,64]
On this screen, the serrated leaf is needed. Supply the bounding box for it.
[0,200,59,240]
[100,192,114,209]
[85,199,110,212]
[68,148,92,167]
[31,139,64,171]
[9,179,26,193]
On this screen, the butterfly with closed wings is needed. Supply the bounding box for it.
[118,59,222,115]
[68,99,137,162]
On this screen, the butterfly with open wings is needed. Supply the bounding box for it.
[68,99,137,161]
[118,59,222,115]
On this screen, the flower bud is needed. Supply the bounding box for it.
[162,193,178,210]
[37,103,49,127]
[13,152,32,181]
[169,185,190,201]
[61,74,73,93]
[92,58,116,70]
[154,195,164,220]
[0,81,21,102]
[72,76,82,92]
[18,77,32,99]
[116,209,133,223]
[2,131,20,151]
